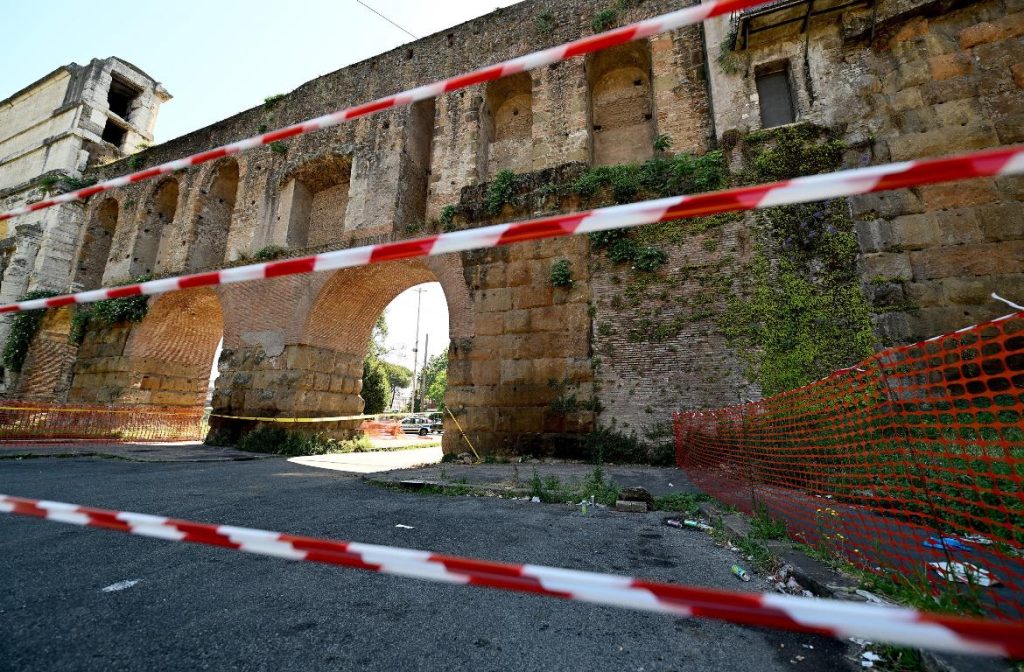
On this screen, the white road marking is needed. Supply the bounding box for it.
[100,579,141,593]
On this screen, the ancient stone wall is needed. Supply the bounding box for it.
[5,0,1020,456]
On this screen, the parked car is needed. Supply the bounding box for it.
[400,416,433,436]
[428,412,444,434]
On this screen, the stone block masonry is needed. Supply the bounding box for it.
[1,0,1020,456]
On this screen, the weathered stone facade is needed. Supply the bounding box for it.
[1,0,1020,455]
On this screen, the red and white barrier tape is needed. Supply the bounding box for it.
[1,493,1022,657]
[0,0,765,225]
[2,145,1021,315]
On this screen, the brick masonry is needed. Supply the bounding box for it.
[3,0,1021,455]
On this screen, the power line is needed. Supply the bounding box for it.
[355,0,418,40]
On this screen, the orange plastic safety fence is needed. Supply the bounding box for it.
[0,401,208,443]
[674,312,1024,620]
[359,419,403,438]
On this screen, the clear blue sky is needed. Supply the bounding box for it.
[2,0,519,143]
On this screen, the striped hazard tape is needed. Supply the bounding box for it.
[0,0,766,224]
[2,493,1022,657]
[2,144,1021,315]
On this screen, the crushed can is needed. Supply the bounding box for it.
[731,564,751,582]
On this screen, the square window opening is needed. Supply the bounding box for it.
[108,77,141,119]
[101,119,127,148]
[756,69,796,128]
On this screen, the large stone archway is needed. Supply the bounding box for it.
[208,255,472,441]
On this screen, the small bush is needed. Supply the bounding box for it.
[550,259,573,288]
[438,205,457,231]
[253,245,286,261]
[654,493,703,514]
[270,142,288,155]
[653,134,673,152]
[535,9,555,35]
[631,247,668,272]
[582,426,675,466]
[264,94,286,108]
[486,170,517,215]
[591,8,617,32]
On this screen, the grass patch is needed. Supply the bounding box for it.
[653,492,705,514]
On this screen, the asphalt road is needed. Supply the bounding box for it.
[0,456,851,671]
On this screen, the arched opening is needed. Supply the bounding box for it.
[587,41,656,166]
[74,198,118,289]
[122,288,225,407]
[276,154,351,248]
[480,72,533,179]
[67,287,224,414]
[131,178,178,277]
[188,161,239,272]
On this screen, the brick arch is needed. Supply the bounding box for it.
[587,41,656,166]
[302,260,438,356]
[187,160,239,273]
[123,288,224,406]
[132,177,179,277]
[481,71,533,178]
[74,198,119,289]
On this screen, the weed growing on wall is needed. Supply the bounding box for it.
[535,9,555,36]
[486,169,517,215]
[550,259,573,288]
[69,276,152,346]
[591,8,617,32]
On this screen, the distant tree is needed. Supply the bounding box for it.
[382,361,412,391]
[361,357,391,414]
[362,314,394,414]
[420,348,448,409]
[426,369,447,409]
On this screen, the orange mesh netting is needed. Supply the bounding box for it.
[0,401,208,443]
[674,312,1024,619]
[359,419,402,438]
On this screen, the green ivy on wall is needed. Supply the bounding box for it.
[69,276,153,346]
[721,124,876,396]
[1,290,58,372]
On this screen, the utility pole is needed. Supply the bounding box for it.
[409,287,427,413]
[419,334,430,411]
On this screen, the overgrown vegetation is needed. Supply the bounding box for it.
[717,26,743,75]
[263,94,286,108]
[269,142,288,155]
[535,9,555,35]
[235,426,373,457]
[653,492,705,514]
[527,462,619,505]
[721,125,876,395]
[486,169,517,215]
[69,276,152,346]
[581,426,674,466]
[37,174,98,196]
[591,8,617,32]
[653,133,673,153]
[550,259,573,288]
[1,290,57,372]
[438,204,457,231]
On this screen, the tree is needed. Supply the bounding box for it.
[361,357,391,414]
[419,348,448,409]
[382,361,412,391]
[361,314,393,414]
[426,369,447,409]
